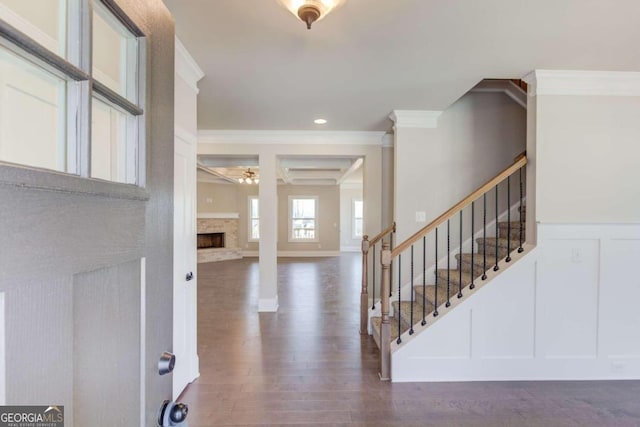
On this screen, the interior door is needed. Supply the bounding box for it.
[173,133,198,399]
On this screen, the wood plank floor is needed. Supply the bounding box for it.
[182,254,640,426]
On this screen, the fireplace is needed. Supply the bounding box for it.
[198,232,225,249]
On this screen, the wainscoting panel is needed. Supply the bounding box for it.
[391,223,640,382]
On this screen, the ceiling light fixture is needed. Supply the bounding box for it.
[238,168,259,184]
[314,118,327,124]
[278,0,347,30]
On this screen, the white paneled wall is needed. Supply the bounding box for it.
[392,223,640,381]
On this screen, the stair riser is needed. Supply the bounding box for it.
[458,258,487,275]
[498,225,525,240]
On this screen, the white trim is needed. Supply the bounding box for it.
[389,110,442,129]
[382,133,394,148]
[288,195,319,242]
[258,297,279,312]
[277,251,341,257]
[471,80,527,109]
[243,250,341,258]
[248,196,259,242]
[198,130,387,146]
[340,246,360,253]
[175,125,198,146]
[175,37,204,93]
[197,212,239,219]
[523,70,640,97]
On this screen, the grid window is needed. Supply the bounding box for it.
[0,0,145,186]
[352,199,363,238]
[249,196,259,241]
[289,196,318,242]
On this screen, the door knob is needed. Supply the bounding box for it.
[185,272,194,281]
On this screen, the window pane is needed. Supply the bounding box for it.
[0,45,67,172]
[0,0,66,56]
[292,199,315,219]
[251,219,259,240]
[251,198,259,217]
[91,97,135,184]
[354,218,363,237]
[93,1,138,102]
[354,200,363,218]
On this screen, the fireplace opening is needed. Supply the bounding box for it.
[198,232,225,249]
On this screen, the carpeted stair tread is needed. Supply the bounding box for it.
[371,316,400,344]
[498,221,526,240]
[414,281,458,303]
[476,237,521,256]
[455,253,487,275]
[436,269,473,287]
[392,300,431,330]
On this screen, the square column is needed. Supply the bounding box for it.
[258,153,278,312]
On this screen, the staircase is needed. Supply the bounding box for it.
[371,206,525,348]
[359,153,529,380]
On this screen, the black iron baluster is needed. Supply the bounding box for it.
[371,243,376,309]
[434,228,439,317]
[493,185,500,272]
[482,194,487,280]
[518,167,524,253]
[410,245,414,335]
[506,176,512,262]
[397,254,402,344]
[470,201,475,290]
[458,211,463,299]
[422,236,426,326]
[446,219,451,308]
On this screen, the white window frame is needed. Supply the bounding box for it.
[248,196,259,242]
[0,0,147,189]
[352,198,363,239]
[288,195,319,243]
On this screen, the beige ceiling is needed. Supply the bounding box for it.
[164,0,640,132]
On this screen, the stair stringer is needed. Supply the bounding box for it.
[367,199,525,335]
[390,243,536,382]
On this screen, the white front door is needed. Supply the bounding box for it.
[173,133,198,399]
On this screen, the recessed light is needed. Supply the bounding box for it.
[314,118,327,125]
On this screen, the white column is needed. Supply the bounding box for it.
[258,152,278,312]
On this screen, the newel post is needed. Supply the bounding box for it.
[360,235,370,335]
[379,242,391,381]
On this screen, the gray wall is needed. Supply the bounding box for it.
[0,0,175,425]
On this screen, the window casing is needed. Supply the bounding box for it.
[0,0,146,187]
[248,196,259,241]
[352,199,363,238]
[289,196,318,242]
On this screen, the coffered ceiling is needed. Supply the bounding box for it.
[164,0,640,132]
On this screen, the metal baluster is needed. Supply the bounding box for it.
[446,219,451,308]
[389,233,394,297]
[518,167,524,253]
[458,211,463,298]
[410,246,414,335]
[434,228,439,317]
[422,236,426,326]
[397,254,402,344]
[470,201,476,290]
[493,185,500,272]
[482,194,487,280]
[506,176,512,262]
[371,243,376,309]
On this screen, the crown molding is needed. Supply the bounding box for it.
[175,37,205,93]
[523,70,640,97]
[198,130,387,146]
[471,80,527,109]
[389,110,442,129]
[381,133,394,148]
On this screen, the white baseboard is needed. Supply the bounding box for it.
[340,246,360,253]
[243,250,341,258]
[258,297,279,312]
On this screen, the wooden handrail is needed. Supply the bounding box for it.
[391,156,527,258]
[368,222,396,247]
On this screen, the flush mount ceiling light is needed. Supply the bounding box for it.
[314,118,327,124]
[237,168,259,184]
[278,0,347,30]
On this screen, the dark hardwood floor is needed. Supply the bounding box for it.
[182,254,640,426]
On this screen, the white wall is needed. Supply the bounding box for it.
[340,185,363,252]
[392,224,640,381]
